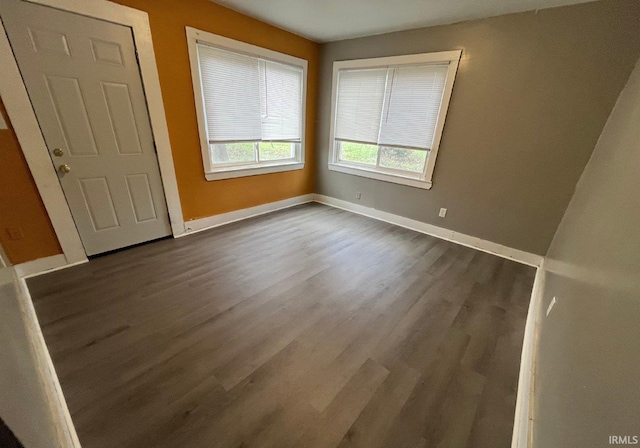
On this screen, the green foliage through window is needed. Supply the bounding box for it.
[259,142,294,161]
[339,142,378,165]
[338,141,428,173]
[211,141,296,165]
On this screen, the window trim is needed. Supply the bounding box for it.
[328,50,461,190]
[186,27,307,181]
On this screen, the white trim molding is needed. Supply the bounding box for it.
[180,194,314,236]
[313,194,543,267]
[0,244,10,268]
[512,260,545,448]
[14,255,88,279]
[14,254,67,278]
[0,0,185,270]
[12,270,81,447]
[204,161,304,181]
[328,163,433,190]
[12,191,542,276]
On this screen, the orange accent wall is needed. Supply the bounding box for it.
[0,98,62,264]
[113,0,319,221]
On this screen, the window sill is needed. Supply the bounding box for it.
[328,163,432,190]
[205,161,304,181]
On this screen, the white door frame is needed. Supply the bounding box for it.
[0,0,185,268]
[0,243,10,267]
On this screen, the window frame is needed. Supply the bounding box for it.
[328,51,461,190]
[186,27,307,181]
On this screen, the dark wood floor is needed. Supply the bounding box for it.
[28,203,535,448]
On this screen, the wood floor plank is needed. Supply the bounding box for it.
[293,358,389,448]
[379,327,471,448]
[465,312,527,447]
[337,362,421,448]
[26,203,535,448]
[426,367,486,448]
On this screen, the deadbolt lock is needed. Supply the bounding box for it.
[58,164,71,173]
[52,148,64,157]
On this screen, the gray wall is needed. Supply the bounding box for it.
[533,58,640,446]
[315,0,640,255]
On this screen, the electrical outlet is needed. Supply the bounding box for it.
[546,296,557,316]
[355,192,361,200]
[7,227,24,241]
[439,208,447,218]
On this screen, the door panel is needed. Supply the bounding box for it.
[27,26,71,56]
[1,0,171,255]
[79,177,120,231]
[102,82,144,155]
[125,174,159,223]
[45,75,100,156]
[90,39,125,66]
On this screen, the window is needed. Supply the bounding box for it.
[328,51,461,189]
[187,27,307,181]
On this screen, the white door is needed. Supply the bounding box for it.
[1,0,172,256]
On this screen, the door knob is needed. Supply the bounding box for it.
[58,164,71,173]
[52,148,64,157]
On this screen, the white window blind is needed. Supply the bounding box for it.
[259,60,303,141]
[197,43,303,143]
[334,68,387,144]
[197,44,261,142]
[334,63,449,150]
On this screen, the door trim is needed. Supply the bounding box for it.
[0,0,185,267]
[0,244,10,267]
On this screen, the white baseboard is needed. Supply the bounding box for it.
[14,254,67,278]
[179,193,315,236]
[313,194,543,267]
[13,194,315,276]
[17,192,542,279]
[12,271,81,447]
[512,260,545,448]
[14,254,88,279]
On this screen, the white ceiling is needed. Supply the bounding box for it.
[212,0,596,42]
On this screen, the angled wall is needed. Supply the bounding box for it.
[533,57,640,446]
